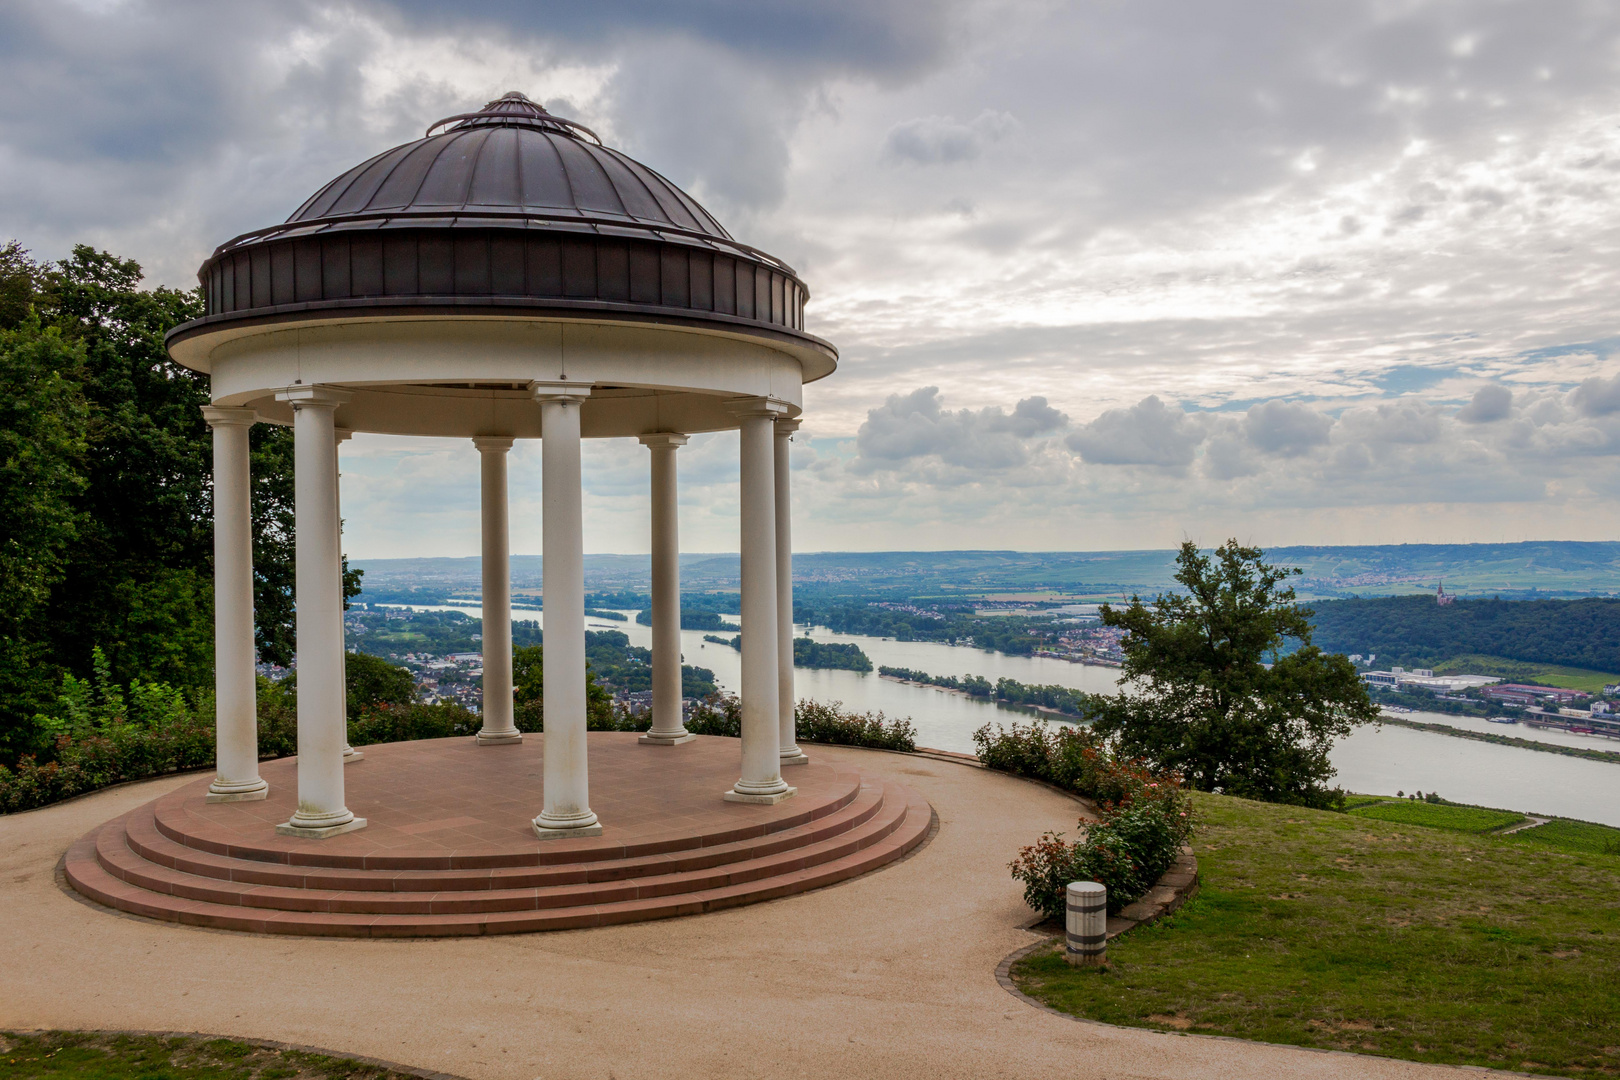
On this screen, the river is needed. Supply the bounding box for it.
[370,603,1620,826]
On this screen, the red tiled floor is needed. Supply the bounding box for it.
[62,733,932,937]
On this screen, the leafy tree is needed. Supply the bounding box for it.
[1084,540,1377,808]
[345,652,416,719]
[31,245,213,688]
[0,241,42,330]
[0,317,90,755]
[250,423,297,665]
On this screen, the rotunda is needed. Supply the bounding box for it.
[171,92,835,839]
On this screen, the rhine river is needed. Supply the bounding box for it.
[377,604,1620,826]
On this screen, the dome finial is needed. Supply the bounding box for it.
[424,91,601,142]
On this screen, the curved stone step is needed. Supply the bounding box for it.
[63,785,932,937]
[148,764,866,871]
[124,779,887,893]
[92,782,912,917]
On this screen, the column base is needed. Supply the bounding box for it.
[532,818,604,840]
[275,817,367,839]
[342,746,364,762]
[780,748,810,766]
[205,778,269,804]
[723,786,797,805]
[639,730,697,746]
[476,730,524,745]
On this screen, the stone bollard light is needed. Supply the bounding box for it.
[1065,881,1108,967]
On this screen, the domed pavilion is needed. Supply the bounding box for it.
[63,93,929,936]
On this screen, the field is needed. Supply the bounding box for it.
[1508,819,1620,857]
[1012,792,1620,1077]
[1434,655,1620,694]
[1346,800,1525,833]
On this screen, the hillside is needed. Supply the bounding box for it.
[1307,594,1620,675]
[352,541,1620,603]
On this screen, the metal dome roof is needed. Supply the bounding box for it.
[283,92,736,246]
[169,92,834,368]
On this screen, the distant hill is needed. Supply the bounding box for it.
[1307,594,1620,675]
[350,541,1620,602]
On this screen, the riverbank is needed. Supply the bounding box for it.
[1379,714,1620,765]
[349,605,1620,824]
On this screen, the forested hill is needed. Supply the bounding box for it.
[1307,595,1620,674]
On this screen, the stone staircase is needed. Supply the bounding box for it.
[63,735,932,937]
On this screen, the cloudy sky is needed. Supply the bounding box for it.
[4,0,1620,557]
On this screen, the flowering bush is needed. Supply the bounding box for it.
[983,719,1196,916]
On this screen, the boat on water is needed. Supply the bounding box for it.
[1488,717,1518,724]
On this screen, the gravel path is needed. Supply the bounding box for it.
[1,745,1510,1079]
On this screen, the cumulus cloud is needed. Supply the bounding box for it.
[884,110,1018,165]
[1335,400,1443,446]
[1457,385,1514,423]
[9,1,1620,548]
[1572,373,1620,418]
[854,387,1067,472]
[1065,395,1201,467]
[1242,400,1332,457]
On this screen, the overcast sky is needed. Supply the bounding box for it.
[4,0,1620,557]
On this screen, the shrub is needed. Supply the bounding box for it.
[349,701,481,745]
[795,699,916,751]
[683,695,917,751]
[1009,788,1196,917]
[684,693,741,737]
[984,718,1196,916]
[972,720,1062,781]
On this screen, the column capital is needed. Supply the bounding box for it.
[638,432,689,449]
[726,396,791,420]
[473,435,516,452]
[201,405,257,429]
[530,380,593,404]
[774,417,802,437]
[275,385,352,410]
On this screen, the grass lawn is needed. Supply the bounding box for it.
[0,1033,419,1080]
[1347,800,1525,833]
[1508,819,1620,857]
[1011,792,1620,1078]
[1433,655,1620,694]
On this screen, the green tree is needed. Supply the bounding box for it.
[0,242,42,330]
[0,318,91,755]
[1084,540,1377,808]
[250,423,297,665]
[345,652,416,719]
[32,245,213,687]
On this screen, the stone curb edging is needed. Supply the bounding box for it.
[0,1030,475,1080]
[1108,844,1200,937]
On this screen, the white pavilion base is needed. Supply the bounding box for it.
[274,817,368,839]
[723,787,798,806]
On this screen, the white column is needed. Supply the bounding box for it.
[639,433,694,746]
[274,386,365,838]
[775,418,807,766]
[531,381,602,838]
[474,436,520,744]
[725,399,794,804]
[335,429,361,763]
[203,406,268,803]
